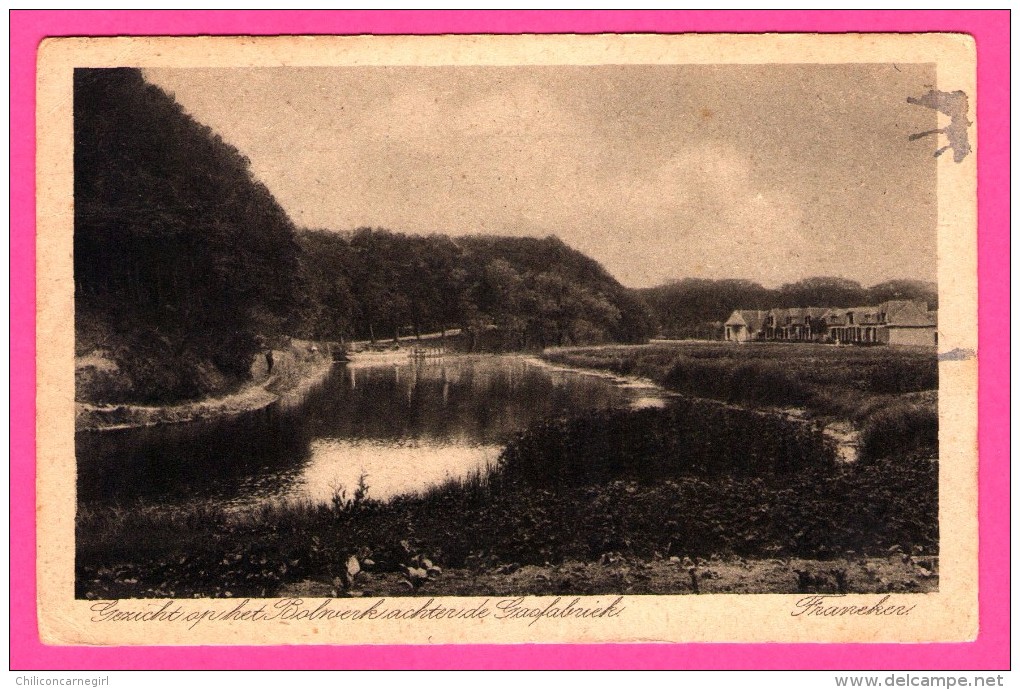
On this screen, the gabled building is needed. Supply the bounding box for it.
[877,300,938,346]
[725,300,937,346]
[723,310,768,342]
[825,305,884,344]
[765,307,829,341]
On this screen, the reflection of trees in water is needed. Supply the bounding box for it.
[76,405,313,506]
[77,357,645,509]
[310,359,632,446]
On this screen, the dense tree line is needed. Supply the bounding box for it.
[638,277,938,340]
[74,68,300,401]
[293,230,655,349]
[74,68,930,404]
[74,70,653,402]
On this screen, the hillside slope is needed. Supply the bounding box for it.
[74,68,300,404]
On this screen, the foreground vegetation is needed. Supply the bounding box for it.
[77,388,937,599]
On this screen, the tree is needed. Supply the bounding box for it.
[866,280,937,310]
[75,68,299,402]
[777,277,865,308]
[293,230,358,341]
[292,228,657,351]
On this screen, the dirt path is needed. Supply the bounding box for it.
[349,328,462,350]
[75,341,334,432]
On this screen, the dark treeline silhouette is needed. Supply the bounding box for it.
[74,69,653,403]
[74,68,931,404]
[74,68,300,402]
[294,229,656,350]
[638,276,937,339]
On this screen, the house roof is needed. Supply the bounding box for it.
[821,306,882,326]
[850,307,883,324]
[776,306,840,325]
[879,299,920,316]
[734,301,936,329]
[725,310,768,331]
[770,307,806,323]
[885,301,937,327]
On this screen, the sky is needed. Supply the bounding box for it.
[144,64,938,289]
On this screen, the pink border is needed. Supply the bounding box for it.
[11,10,1009,670]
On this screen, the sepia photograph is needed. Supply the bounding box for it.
[72,59,946,601]
[31,32,981,647]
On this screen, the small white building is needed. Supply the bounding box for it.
[724,310,767,342]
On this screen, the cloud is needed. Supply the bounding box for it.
[566,145,809,286]
[141,64,937,288]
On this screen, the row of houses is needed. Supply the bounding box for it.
[724,300,938,346]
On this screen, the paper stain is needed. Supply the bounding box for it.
[938,347,976,362]
[907,89,972,163]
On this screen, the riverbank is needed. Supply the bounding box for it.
[76,453,938,599]
[75,346,938,599]
[75,339,334,432]
[541,342,939,464]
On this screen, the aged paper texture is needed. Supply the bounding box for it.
[38,33,977,646]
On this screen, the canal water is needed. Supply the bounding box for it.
[76,355,673,511]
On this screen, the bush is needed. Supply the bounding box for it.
[860,402,939,462]
[498,401,835,489]
[661,358,812,408]
[867,358,938,394]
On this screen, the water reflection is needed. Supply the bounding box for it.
[76,355,671,510]
[297,439,503,503]
[76,407,312,507]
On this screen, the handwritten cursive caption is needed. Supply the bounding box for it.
[89,596,626,630]
[791,594,917,617]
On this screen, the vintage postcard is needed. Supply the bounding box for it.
[36,33,977,647]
